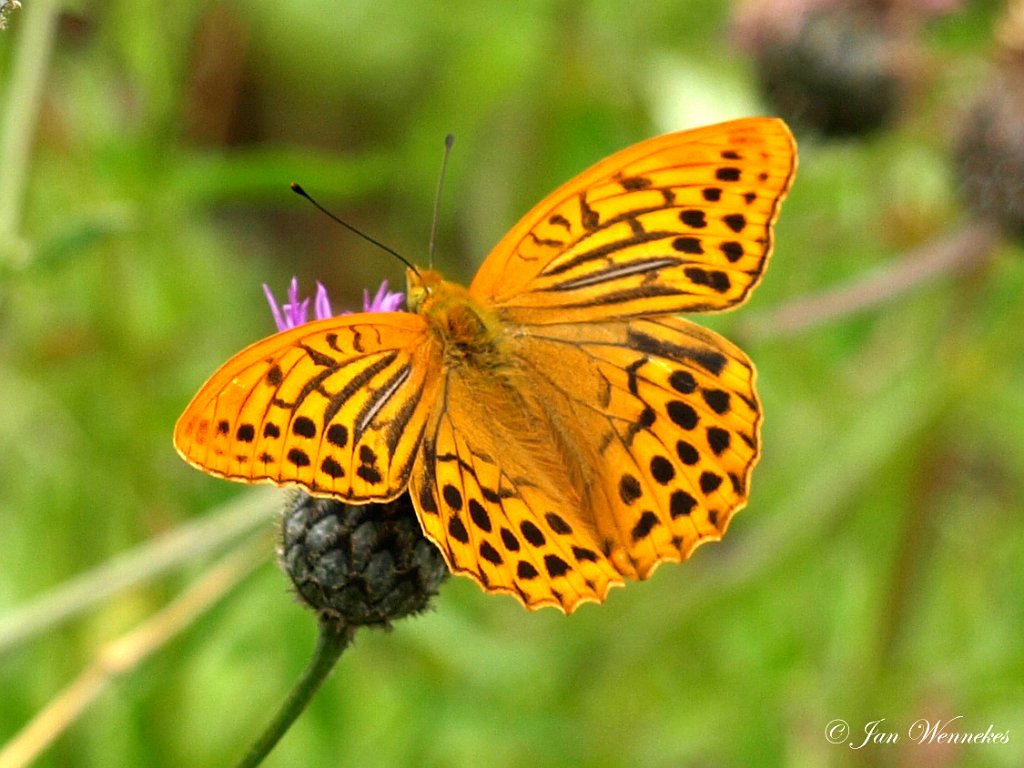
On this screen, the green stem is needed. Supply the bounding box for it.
[0,0,59,265]
[235,622,354,768]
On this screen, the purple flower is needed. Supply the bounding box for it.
[263,278,404,332]
[362,281,406,313]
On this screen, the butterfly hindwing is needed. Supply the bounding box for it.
[174,312,441,502]
[406,312,759,613]
[512,315,760,586]
[469,118,796,324]
[408,358,625,611]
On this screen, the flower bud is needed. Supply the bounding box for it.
[280,491,449,630]
[954,7,1024,238]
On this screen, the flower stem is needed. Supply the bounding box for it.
[235,622,354,768]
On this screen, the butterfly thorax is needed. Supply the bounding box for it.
[407,268,507,371]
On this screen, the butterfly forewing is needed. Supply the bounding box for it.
[469,118,796,324]
[174,312,441,502]
[513,316,760,580]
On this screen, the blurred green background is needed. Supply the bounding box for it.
[1,1,1022,766]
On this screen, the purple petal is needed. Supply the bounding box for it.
[314,282,333,320]
[364,279,404,312]
[263,283,287,331]
[282,277,309,328]
[374,280,391,310]
[264,278,402,330]
[379,290,405,312]
[293,296,311,326]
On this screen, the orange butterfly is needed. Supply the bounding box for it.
[175,118,797,613]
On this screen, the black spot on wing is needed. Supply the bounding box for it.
[722,213,746,233]
[480,541,504,565]
[631,511,660,542]
[500,527,520,552]
[544,554,570,578]
[580,194,600,230]
[572,546,599,562]
[672,236,703,254]
[618,174,652,191]
[326,423,348,448]
[684,267,731,293]
[626,329,728,375]
[707,427,731,456]
[287,448,310,467]
[669,370,697,394]
[619,474,642,504]
[676,440,700,465]
[517,561,539,579]
[670,490,696,518]
[520,520,546,547]
[667,401,698,430]
[699,471,722,495]
[320,456,345,478]
[702,388,731,415]
[680,209,707,228]
[448,515,469,544]
[265,365,283,386]
[442,483,463,511]
[720,241,744,262]
[544,512,573,535]
[292,416,316,438]
[469,499,492,532]
[649,455,675,484]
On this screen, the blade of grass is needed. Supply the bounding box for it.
[0,533,269,768]
[0,488,280,655]
[0,0,59,267]
[736,221,1000,342]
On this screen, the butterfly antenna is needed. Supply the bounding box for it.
[427,133,455,270]
[290,183,420,277]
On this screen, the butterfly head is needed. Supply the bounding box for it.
[405,266,506,366]
[405,267,443,313]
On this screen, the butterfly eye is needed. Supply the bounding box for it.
[408,271,447,312]
[407,285,427,312]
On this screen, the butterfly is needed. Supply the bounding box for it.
[174,118,797,613]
